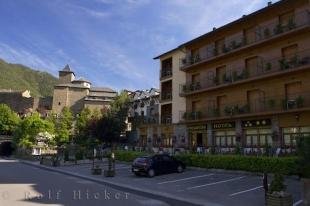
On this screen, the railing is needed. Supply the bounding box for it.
[131,115,159,125]
[161,92,172,101]
[161,116,172,124]
[180,92,310,122]
[160,68,172,79]
[179,10,310,69]
[180,48,310,95]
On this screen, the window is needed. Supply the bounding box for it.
[283,127,310,147]
[140,111,144,116]
[279,10,294,26]
[214,130,236,147]
[282,44,298,60]
[245,128,272,147]
[162,155,172,161]
[58,102,61,106]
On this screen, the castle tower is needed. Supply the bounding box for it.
[58,64,75,84]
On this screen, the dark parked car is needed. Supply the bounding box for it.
[131,154,185,177]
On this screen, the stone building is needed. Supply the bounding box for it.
[0,89,52,116]
[52,65,117,115]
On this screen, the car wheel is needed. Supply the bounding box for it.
[147,169,155,177]
[177,165,184,173]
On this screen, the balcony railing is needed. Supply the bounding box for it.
[161,116,172,124]
[160,68,172,79]
[180,48,310,95]
[131,115,159,125]
[179,10,310,69]
[161,92,172,101]
[180,92,310,122]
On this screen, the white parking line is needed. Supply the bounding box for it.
[157,174,214,185]
[187,176,246,190]
[293,200,303,206]
[229,186,263,196]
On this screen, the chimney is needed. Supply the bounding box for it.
[213,27,216,31]
[268,1,272,6]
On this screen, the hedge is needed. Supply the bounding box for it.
[175,154,298,175]
[112,151,299,175]
[114,150,148,162]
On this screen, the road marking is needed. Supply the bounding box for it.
[293,200,303,206]
[157,174,214,185]
[229,186,263,196]
[187,176,246,190]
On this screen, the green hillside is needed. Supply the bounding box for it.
[0,59,58,97]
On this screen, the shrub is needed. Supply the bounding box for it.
[175,154,298,175]
[114,150,148,162]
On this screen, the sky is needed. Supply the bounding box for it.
[0,0,279,91]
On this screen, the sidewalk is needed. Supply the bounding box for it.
[20,159,215,206]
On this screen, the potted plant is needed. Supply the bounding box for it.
[274,24,283,35]
[279,59,289,70]
[287,18,296,30]
[213,48,218,56]
[222,45,229,53]
[266,173,293,206]
[104,154,115,177]
[268,99,276,109]
[297,135,310,205]
[264,28,271,38]
[265,62,272,71]
[296,96,304,108]
[91,165,102,175]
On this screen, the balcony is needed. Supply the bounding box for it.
[161,92,172,102]
[180,92,310,122]
[161,115,172,124]
[179,11,310,70]
[131,115,159,125]
[160,68,172,80]
[180,48,310,96]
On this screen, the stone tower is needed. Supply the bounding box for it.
[58,64,75,84]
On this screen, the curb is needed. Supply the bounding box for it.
[20,160,221,206]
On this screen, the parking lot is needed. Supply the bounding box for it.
[59,161,302,206]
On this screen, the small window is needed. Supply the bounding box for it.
[58,102,61,106]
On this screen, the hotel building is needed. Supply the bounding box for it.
[154,0,310,153]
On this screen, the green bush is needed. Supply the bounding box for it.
[175,154,298,175]
[114,150,148,162]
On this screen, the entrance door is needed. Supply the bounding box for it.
[196,133,203,147]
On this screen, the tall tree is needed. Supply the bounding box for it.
[75,107,92,145]
[0,104,20,135]
[90,91,130,145]
[54,107,73,146]
[14,112,54,148]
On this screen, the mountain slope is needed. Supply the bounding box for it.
[0,59,58,97]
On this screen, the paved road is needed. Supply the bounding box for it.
[60,161,302,206]
[0,159,171,206]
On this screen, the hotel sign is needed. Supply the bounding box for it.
[242,119,271,128]
[212,122,235,129]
